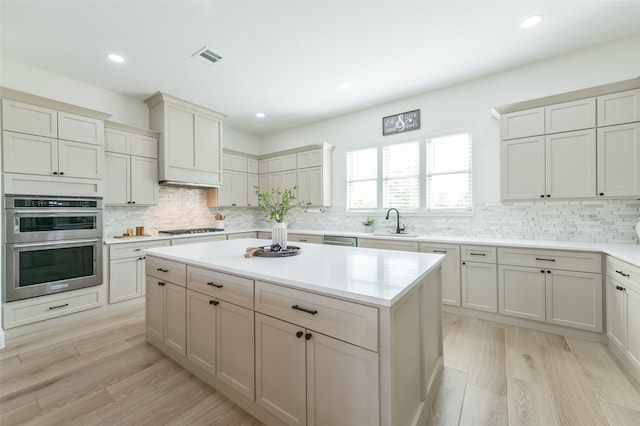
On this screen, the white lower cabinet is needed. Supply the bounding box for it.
[461,246,498,313]
[606,257,640,381]
[146,277,186,357]
[108,240,170,303]
[420,243,461,306]
[498,265,546,322]
[497,248,602,333]
[146,258,187,357]
[255,313,379,426]
[187,289,255,398]
[545,269,602,332]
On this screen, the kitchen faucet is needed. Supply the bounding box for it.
[385,208,405,234]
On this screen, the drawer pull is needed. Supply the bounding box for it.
[432,250,447,254]
[157,268,169,273]
[134,248,142,251]
[616,285,627,292]
[292,305,318,316]
[49,303,69,310]
[616,270,630,278]
[470,252,486,256]
[535,258,556,262]
[299,239,308,242]
[209,300,220,306]
[207,282,224,288]
[158,281,166,286]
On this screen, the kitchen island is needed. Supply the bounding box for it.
[144,238,444,426]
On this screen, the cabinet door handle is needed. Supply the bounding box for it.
[299,239,308,242]
[462,262,466,265]
[296,331,304,338]
[305,333,312,340]
[209,300,219,306]
[599,192,604,196]
[432,250,447,253]
[292,305,318,315]
[207,282,223,288]
[53,171,58,175]
[158,281,166,286]
[49,303,69,310]
[540,270,545,273]
[616,270,630,278]
[469,253,486,256]
[138,257,145,261]
[535,258,556,262]
[157,268,169,273]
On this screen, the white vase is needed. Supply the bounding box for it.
[272,222,288,248]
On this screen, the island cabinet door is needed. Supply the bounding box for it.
[255,313,307,426]
[146,276,165,343]
[217,301,255,400]
[186,289,217,376]
[306,331,379,426]
[164,282,186,357]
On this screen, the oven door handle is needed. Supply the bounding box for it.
[12,209,100,215]
[13,239,100,248]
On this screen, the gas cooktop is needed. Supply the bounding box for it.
[159,227,224,235]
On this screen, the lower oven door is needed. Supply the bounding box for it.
[4,238,103,302]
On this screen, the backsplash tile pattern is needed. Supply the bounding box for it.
[105,187,640,244]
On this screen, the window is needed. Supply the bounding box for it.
[383,141,419,209]
[347,148,377,209]
[426,133,472,210]
[346,133,472,211]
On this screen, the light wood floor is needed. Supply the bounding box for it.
[1,305,639,425]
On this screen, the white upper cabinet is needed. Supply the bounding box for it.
[597,88,640,127]
[146,92,223,187]
[501,86,640,200]
[545,98,595,134]
[597,122,640,198]
[104,123,159,206]
[501,107,545,140]
[1,93,109,197]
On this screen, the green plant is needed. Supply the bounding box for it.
[362,217,375,226]
[254,185,300,223]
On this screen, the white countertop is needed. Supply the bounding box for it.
[106,228,640,268]
[144,238,444,307]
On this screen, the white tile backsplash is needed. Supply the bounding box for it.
[104,187,640,244]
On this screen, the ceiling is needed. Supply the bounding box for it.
[2,1,640,136]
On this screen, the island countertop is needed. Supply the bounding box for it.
[144,238,444,307]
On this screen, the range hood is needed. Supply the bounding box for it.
[159,180,220,189]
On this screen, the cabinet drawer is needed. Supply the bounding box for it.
[2,286,102,329]
[461,245,497,263]
[146,256,187,286]
[227,231,258,240]
[110,240,170,259]
[607,256,640,292]
[255,281,378,352]
[188,266,254,309]
[171,234,227,245]
[498,248,601,273]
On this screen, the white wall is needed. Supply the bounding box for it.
[260,34,640,208]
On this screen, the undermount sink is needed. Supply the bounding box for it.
[372,233,420,238]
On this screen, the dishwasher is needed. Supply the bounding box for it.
[323,235,358,247]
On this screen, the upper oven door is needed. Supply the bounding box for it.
[5,208,103,243]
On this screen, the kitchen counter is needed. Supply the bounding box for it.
[144,238,444,307]
[103,229,257,245]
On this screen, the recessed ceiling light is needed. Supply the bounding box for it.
[521,14,543,29]
[339,82,351,89]
[107,53,125,63]
[256,113,265,118]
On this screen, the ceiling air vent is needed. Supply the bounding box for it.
[192,46,222,66]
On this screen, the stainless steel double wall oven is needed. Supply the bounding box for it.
[3,195,103,302]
